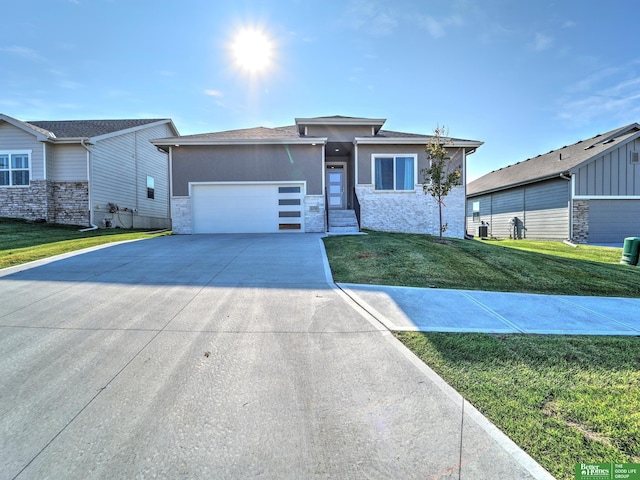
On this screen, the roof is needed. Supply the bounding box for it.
[151,116,483,151]
[27,118,169,139]
[468,123,640,196]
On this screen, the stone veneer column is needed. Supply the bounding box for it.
[51,182,89,225]
[304,195,326,233]
[572,200,589,243]
[171,197,192,234]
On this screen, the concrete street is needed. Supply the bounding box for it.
[0,234,552,479]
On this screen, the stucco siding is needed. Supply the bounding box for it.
[306,125,373,140]
[50,144,87,181]
[171,144,323,196]
[0,122,44,180]
[575,138,640,196]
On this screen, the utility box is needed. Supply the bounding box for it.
[620,237,640,265]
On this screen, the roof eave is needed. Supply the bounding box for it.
[89,119,177,143]
[151,137,328,147]
[354,136,484,148]
[468,172,570,197]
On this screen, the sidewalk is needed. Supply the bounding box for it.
[337,283,640,335]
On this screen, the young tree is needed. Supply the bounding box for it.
[422,126,461,241]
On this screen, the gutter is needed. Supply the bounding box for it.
[79,139,98,231]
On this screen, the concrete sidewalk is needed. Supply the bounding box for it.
[338,283,640,335]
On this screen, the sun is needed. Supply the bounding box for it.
[231,28,273,74]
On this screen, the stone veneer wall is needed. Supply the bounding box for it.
[356,184,466,238]
[51,182,89,226]
[304,195,326,233]
[572,200,589,244]
[0,180,50,221]
[171,197,192,234]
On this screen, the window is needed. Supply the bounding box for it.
[472,201,480,222]
[373,155,416,191]
[147,176,155,199]
[0,151,30,186]
[278,186,301,193]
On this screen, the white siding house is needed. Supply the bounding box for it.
[0,114,178,229]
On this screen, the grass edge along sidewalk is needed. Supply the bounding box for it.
[0,217,170,269]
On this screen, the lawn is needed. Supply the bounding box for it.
[0,217,170,269]
[323,230,639,297]
[396,332,640,480]
[323,231,639,480]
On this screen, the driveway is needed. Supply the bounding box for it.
[0,234,551,479]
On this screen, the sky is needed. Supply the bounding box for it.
[2,0,639,181]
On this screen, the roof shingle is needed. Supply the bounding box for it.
[27,119,166,138]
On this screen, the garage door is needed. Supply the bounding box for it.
[589,199,640,243]
[191,183,304,234]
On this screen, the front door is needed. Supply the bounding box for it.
[326,167,345,209]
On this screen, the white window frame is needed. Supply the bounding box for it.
[0,150,31,187]
[371,154,418,191]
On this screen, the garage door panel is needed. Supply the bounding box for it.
[192,184,303,234]
[589,199,640,243]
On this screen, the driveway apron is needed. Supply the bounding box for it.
[0,234,551,479]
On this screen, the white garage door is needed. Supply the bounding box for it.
[191,183,304,234]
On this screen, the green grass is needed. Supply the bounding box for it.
[395,332,640,480]
[0,217,170,269]
[323,231,639,297]
[323,231,640,478]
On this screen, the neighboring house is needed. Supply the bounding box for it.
[0,114,178,229]
[467,123,640,244]
[151,115,483,236]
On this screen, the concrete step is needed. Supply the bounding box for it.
[328,210,359,233]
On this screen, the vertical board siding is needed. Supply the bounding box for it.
[574,139,640,196]
[0,122,44,179]
[51,144,87,181]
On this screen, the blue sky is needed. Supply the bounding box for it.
[2,0,639,180]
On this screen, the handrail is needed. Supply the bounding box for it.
[353,187,361,231]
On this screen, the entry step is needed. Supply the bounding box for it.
[328,210,360,233]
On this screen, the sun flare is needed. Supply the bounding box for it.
[231,28,273,74]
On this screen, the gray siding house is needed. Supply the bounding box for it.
[0,114,178,229]
[467,123,640,243]
[152,115,483,236]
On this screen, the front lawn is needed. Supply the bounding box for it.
[0,217,170,269]
[323,231,639,297]
[396,332,640,480]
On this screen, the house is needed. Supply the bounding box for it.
[467,123,640,244]
[0,114,178,229]
[151,115,483,236]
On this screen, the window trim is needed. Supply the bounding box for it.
[0,150,31,187]
[371,153,418,191]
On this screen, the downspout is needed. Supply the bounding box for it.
[79,139,98,231]
[462,148,467,237]
[559,173,572,240]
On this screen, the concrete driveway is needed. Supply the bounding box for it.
[0,234,552,479]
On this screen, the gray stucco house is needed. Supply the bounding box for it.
[0,114,178,229]
[151,115,482,236]
[467,123,640,244]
